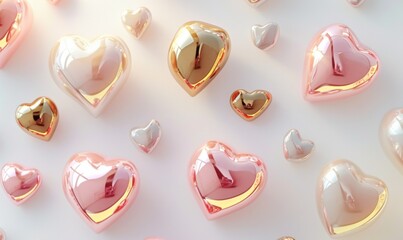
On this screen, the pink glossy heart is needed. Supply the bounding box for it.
[1,163,41,205]
[0,0,32,68]
[304,24,379,101]
[189,141,266,219]
[63,152,139,233]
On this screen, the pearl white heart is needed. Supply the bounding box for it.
[130,120,161,153]
[251,23,279,50]
[283,129,314,162]
[380,108,403,171]
[121,7,152,39]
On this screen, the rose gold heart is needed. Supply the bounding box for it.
[304,24,379,101]
[1,163,41,205]
[0,0,32,68]
[63,152,139,232]
[189,141,266,219]
[317,160,387,236]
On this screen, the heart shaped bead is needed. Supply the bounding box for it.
[251,23,279,50]
[246,0,267,7]
[189,141,266,219]
[380,108,403,171]
[317,160,387,236]
[230,89,272,121]
[304,24,379,101]
[168,21,231,97]
[121,7,152,39]
[49,35,131,117]
[347,0,366,7]
[63,152,139,232]
[15,97,59,141]
[283,129,314,162]
[0,0,32,68]
[1,163,41,205]
[130,120,161,154]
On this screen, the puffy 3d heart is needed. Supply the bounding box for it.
[380,108,403,171]
[230,89,272,121]
[168,21,231,97]
[189,141,266,219]
[63,152,139,232]
[1,163,41,205]
[0,0,32,68]
[304,24,379,101]
[317,160,387,237]
[49,35,131,117]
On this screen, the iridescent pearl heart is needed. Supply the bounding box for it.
[347,0,366,7]
[168,21,231,97]
[283,129,314,162]
[304,24,379,101]
[15,97,59,141]
[121,7,152,39]
[49,35,131,117]
[251,23,279,50]
[1,163,41,205]
[230,89,272,121]
[130,120,161,154]
[380,108,403,171]
[0,0,32,68]
[189,141,266,219]
[317,160,387,237]
[246,0,267,7]
[63,152,139,232]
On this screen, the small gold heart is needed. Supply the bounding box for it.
[230,89,272,121]
[15,97,58,141]
[168,21,231,97]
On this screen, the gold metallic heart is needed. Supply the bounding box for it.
[230,89,272,121]
[16,97,58,141]
[168,21,231,97]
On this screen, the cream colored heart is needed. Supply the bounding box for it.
[251,23,279,50]
[283,129,314,162]
[130,120,161,154]
[121,7,152,39]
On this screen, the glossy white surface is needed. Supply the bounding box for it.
[0,0,402,239]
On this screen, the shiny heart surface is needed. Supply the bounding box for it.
[1,163,41,205]
[15,97,58,141]
[246,0,267,6]
[130,120,161,154]
[251,23,279,50]
[283,129,314,162]
[189,141,266,219]
[0,0,32,68]
[304,24,379,101]
[380,108,403,171]
[230,89,272,121]
[63,152,139,232]
[121,7,152,38]
[168,21,231,97]
[49,35,131,117]
[317,160,387,237]
[347,0,366,7]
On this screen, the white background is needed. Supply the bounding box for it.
[0,0,402,239]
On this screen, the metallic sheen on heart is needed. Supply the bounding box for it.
[130,120,161,154]
[230,89,272,121]
[380,108,403,172]
[121,7,152,38]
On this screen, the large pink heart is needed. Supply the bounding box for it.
[0,0,32,68]
[189,141,266,219]
[304,24,379,101]
[63,152,139,233]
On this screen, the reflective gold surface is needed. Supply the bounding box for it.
[230,89,272,121]
[15,97,58,141]
[121,7,152,39]
[168,21,230,96]
[317,160,387,237]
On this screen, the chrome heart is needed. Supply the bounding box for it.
[246,0,267,6]
[347,0,366,7]
[283,129,314,162]
[317,160,387,236]
[1,163,41,205]
[49,35,131,117]
[304,24,379,101]
[121,7,152,38]
[251,23,279,50]
[15,97,59,141]
[168,21,231,97]
[230,89,272,121]
[189,141,266,219]
[130,120,161,154]
[380,108,403,171]
[0,0,32,68]
[63,152,139,232]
